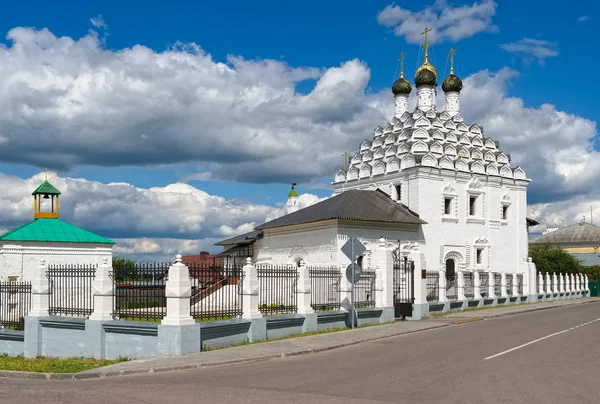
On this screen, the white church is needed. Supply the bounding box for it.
[217,29,532,293]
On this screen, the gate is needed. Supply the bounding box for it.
[392,252,414,319]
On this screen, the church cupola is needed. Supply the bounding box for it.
[442,48,463,117]
[414,27,438,111]
[285,183,299,214]
[32,169,61,220]
[392,52,412,118]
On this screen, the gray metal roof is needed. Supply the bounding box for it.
[214,230,262,246]
[530,223,600,245]
[256,189,426,230]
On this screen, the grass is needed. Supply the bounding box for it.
[0,354,128,373]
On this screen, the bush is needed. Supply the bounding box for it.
[529,245,583,274]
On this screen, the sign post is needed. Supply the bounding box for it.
[341,237,366,330]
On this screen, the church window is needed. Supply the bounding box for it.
[395,184,401,201]
[469,196,477,216]
[444,198,452,215]
[502,205,508,220]
[476,249,483,264]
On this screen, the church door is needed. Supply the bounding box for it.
[392,251,415,319]
[445,259,457,300]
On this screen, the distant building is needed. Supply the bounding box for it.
[180,251,223,267]
[530,220,600,266]
[0,171,114,281]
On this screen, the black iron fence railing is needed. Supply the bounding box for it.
[493,273,502,297]
[257,265,298,315]
[517,274,524,295]
[446,274,458,301]
[479,272,489,298]
[0,281,31,330]
[354,269,376,308]
[110,262,169,322]
[308,266,341,311]
[426,271,440,302]
[47,264,96,317]
[189,264,243,321]
[506,274,513,296]
[464,272,474,299]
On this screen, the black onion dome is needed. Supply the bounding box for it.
[415,68,437,87]
[392,77,412,95]
[442,74,463,93]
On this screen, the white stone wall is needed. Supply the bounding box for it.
[0,241,113,281]
[333,168,529,277]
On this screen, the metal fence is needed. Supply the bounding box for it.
[506,274,513,296]
[257,265,298,315]
[47,264,96,317]
[479,272,489,298]
[517,274,523,295]
[464,272,474,299]
[0,281,31,330]
[493,273,501,297]
[309,266,341,311]
[446,273,458,301]
[426,271,440,302]
[111,262,169,321]
[189,263,243,321]
[354,269,376,308]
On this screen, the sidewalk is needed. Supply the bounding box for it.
[2,297,598,380]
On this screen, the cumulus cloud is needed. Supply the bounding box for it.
[0,172,327,260]
[377,0,498,44]
[501,38,559,65]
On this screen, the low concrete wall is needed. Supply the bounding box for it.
[200,319,250,350]
[316,311,347,331]
[0,330,24,356]
[356,308,383,327]
[39,317,86,358]
[103,320,159,360]
[266,314,305,340]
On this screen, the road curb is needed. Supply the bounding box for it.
[1,299,597,381]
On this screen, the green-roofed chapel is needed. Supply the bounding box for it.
[0,171,114,281]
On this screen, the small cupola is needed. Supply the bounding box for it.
[32,169,61,219]
[442,48,463,93]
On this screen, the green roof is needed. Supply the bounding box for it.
[0,219,115,244]
[288,188,298,198]
[32,181,61,196]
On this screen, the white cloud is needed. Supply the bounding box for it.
[0,172,327,260]
[90,14,108,29]
[578,15,589,22]
[500,38,559,65]
[377,0,498,44]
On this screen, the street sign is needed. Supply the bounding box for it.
[346,264,362,284]
[341,237,366,262]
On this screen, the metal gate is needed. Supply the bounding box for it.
[392,252,414,319]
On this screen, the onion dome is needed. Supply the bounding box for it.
[392,77,412,95]
[442,73,463,93]
[415,67,437,87]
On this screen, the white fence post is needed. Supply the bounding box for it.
[89,257,114,321]
[500,273,507,298]
[162,255,194,326]
[457,271,466,301]
[373,237,394,311]
[241,258,266,342]
[584,274,589,292]
[24,259,50,358]
[538,273,543,294]
[473,271,480,300]
[438,270,447,302]
[512,274,519,296]
[296,260,317,332]
[545,273,551,294]
[566,273,571,294]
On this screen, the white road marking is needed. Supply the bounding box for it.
[484,317,600,360]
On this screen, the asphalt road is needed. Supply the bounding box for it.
[3,302,600,404]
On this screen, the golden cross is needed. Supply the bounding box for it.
[342,151,350,172]
[397,52,406,78]
[44,168,48,181]
[447,48,457,74]
[420,26,433,62]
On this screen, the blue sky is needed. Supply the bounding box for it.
[0,0,597,257]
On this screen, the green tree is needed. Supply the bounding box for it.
[529,245,583,274]
[112,256,138,281]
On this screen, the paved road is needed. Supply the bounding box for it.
[2,302,600,404]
